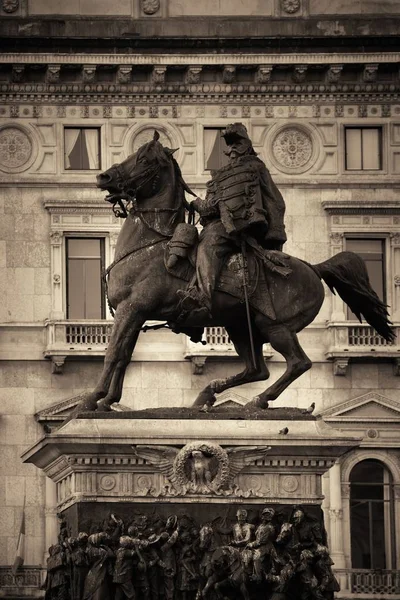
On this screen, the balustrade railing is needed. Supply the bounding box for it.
[335,568,400,596]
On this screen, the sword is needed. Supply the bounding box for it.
[240,239,257,371]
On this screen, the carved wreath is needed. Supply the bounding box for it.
[133,442,270,496]
[174,441,230,492]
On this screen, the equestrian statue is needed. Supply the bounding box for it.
[72,123,394,414]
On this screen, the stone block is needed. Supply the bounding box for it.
[169,0,273,16]
[159,388,184,407]
[141,362,192,390]
[311,363,334,389]
[7,536,17,565]
[121,387,160,410]
[183,388,199,406]
[0,507,15,537]
[25,417,43,445]
[33,212,50,242]
[34,268,51,295]
[28,0,80,14]
[7,292,34,322]
[378,364,400,389]
[0,214,15,241]
[12,268,35,296]
[0,241,6,268]
[26,361,52,389]
[6,241,28,268]
[14,217,34,242]
[33,388,75,413]
[5,476,26,507]
[309,0,360,14]
[3,415,27,446]
[23,506,43,537]
[33,294,51,321]
[25,535,44,565]
[0,476,5,506]
[292,216,315,243]
[351,364,379,389]
[321,389,352,411]
[25,242,50,268]
[25,475,45,508]
[1,363,28,389]
[81,0,131,15]
[0,537,8,565]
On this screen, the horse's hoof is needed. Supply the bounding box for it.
[97,400,112,412]
[248,396,269,410]
[192,389,215,408]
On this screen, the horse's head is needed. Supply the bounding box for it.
[96,130,178,204]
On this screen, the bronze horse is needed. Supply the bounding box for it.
[74,131,394,414]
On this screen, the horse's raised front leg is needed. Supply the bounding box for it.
[250,323,312,409]
[192,325,269,410]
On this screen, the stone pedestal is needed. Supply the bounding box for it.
[22,413,360,526]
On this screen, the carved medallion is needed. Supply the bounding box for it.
[142,0,160,14]
[281,475,299,493]
[0,127,32,170]
[272,127,313,169]
[99,475,116,491]
[133,129,172,152]
[2,0,19,13]
[281,0,300,13]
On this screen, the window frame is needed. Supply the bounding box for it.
[349,458,396,570]
[63,126,102,171]
[65,236,106,320]
[344,125,383,172]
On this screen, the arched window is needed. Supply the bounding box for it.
[350,459,395,569]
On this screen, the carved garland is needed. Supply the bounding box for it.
[173,441,230,490]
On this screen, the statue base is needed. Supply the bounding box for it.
[23,412,360,600]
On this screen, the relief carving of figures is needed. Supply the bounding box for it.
[46,506,338,600]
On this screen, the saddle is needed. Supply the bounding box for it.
[165,223,292,322]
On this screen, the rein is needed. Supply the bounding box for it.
[104,154,197,316]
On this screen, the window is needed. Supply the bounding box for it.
[204,127,229,171]
[66,238,105,319]
[64,127,101,170]
[345,127,382,171]
[350,459,395,569]
[345,238,385,319]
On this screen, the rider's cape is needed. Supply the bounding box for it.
[196,155,287,248]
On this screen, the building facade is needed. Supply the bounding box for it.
[0,1,400,597]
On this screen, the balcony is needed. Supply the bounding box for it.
[185,326,273,373]
[44,320,113,373]
[326,322,400,376]
[336,569,400,598]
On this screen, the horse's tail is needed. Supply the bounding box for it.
[312,251,396,342]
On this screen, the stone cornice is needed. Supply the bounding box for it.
[0,84,399,103]
[2,52,400,67]
[322,201,400,215]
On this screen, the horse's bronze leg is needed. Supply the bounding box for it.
[192,326,269,410]
[97,328,141,411]
[78,301,144,412]
[250,324,312,409]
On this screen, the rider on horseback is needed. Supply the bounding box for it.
[177,122,287,322]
